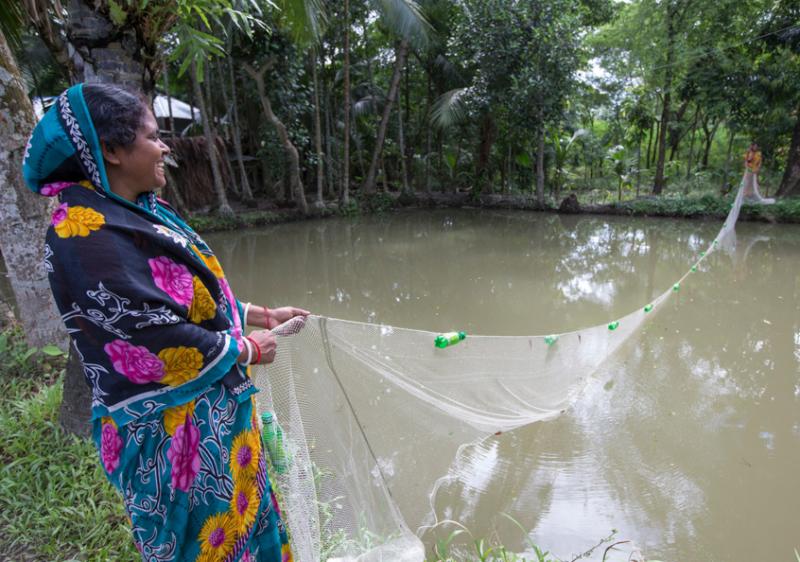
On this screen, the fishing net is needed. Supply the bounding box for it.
[251,181,747,562]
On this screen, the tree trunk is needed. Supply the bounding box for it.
[0,31,87,437]
[645,120,653,169]
[701,115,719,169]
[226,56,255,203]
[721,126,736,193]
[163,61,175,135]
[342,0,351,205]
[475,112,496,192]
[397,94,410,193]
[324,78,336,199]
[362,39,410,194]
[776,106,800,197]
[244,62,308,214]
[311,50,325,209]
[191,61,233,216]
[536,127,545,206]
[0,32,65,350]
[685,109,699,180]
[653,62,673,194]
[424,73,432,193]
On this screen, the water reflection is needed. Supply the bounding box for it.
[207,211,800,561]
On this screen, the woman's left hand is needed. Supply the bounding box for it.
[265,306,310,329]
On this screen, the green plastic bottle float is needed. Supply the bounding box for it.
[435,331,466,348]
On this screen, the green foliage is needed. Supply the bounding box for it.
[359,192,396,213]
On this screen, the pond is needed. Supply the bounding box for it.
[209,209,800,561]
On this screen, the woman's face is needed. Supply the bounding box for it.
[111,110,170,194]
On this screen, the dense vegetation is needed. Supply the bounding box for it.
[7,0,800,215]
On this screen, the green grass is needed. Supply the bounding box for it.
[0,329,137,562]
[604,194,800,222]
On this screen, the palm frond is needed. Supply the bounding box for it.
[431,87,469,130]
[353,95,383,118]
[0,2,25,51]
[276,0,327,45]
[372,0,432,49]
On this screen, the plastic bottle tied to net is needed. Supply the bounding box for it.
[434,331,467,349]
[261,412,290,474]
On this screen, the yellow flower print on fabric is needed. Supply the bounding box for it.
[157,346,203,386]
[230,430,260,480]
[51,203,105,238]
[282,543,294,562]
[192,245,226,278]
[198,513,237,560]
[229,476,259,533]
[188,276,217,323]
[163,400,195,436]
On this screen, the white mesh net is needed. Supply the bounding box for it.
[252,181,749,562]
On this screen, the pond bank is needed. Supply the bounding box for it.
[186,192,800,233]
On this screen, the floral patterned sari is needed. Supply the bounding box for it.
[22,84,292,562]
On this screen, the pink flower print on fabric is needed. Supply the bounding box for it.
[148,256,194,307]
[167,419,201,492]
[100,421,123,473]
[51,202,68,226]
[217,277,243,350]
[241,550,254,562]
[41,182,74,197]
[104,339,165,384]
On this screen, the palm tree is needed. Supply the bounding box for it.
[280,0,430,198]
[361,0,430,194]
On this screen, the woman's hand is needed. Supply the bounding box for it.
[246,329,277,364]
[263,306,310,329]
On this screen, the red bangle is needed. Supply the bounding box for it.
[262,305,270,329]
[245,336,261,364]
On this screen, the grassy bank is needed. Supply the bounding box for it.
[185,192,800,234]
[0,328,137,562]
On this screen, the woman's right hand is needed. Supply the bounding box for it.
[243,329,277,364]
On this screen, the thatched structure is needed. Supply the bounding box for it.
[162,136,235,211]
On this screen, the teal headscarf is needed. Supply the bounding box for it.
[23,84,111,194]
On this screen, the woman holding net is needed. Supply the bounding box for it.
[22,83,308,562]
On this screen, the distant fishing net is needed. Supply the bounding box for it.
[252,181,747,561]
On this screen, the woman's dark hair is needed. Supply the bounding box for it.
[82,83,149,150]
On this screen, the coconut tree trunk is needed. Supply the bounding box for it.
[776,105,800,197]
[342,0,351,205]
[536,126,545,206]
[324,78,336,199]
[244,62,308,214]
[226,57,254,202]
[191,60,233,216]
[424,73,433,193]
[653,1,683,195]
[163,61,175,135]
[311,50,325,209]
[363,39,410,194]
[0,32,65,349]
[721,127,736,193]
[398,92,410,194]
[0,32,86,439]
